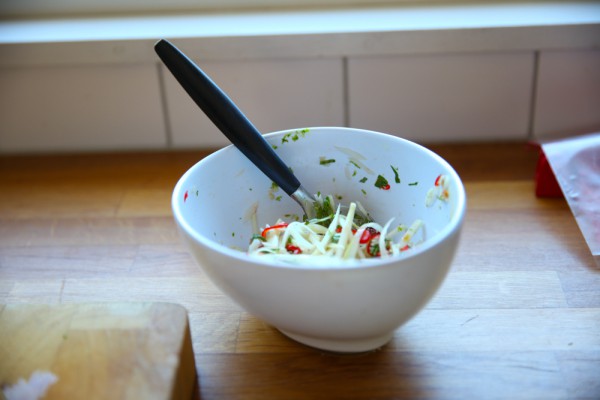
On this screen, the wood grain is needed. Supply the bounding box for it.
[1,142,599,399]
[0,303,197,400]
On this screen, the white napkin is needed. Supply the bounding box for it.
[543,132,600,268]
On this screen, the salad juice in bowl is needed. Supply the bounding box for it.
[172,127,466,352]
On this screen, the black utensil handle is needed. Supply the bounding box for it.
[154,39,301,195]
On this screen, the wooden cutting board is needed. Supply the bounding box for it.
[0,303,197,400]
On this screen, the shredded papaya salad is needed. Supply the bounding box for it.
[248,194,424,261]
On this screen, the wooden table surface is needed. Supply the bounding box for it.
[1,142,599,399]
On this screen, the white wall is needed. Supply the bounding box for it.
[1,4,599,153]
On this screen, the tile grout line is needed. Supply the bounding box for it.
[157,63,174,149]
[342,56,350,127]
[527,50,540,140]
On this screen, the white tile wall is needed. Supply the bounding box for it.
[0,48,598,154]
[533,49,600,138]
[0,64,166,153]
[162,58,345,149]
[347,52,535,142]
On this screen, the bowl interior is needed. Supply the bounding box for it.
[173,127,465,266]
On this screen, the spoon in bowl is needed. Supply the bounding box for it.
[155,39,369,222]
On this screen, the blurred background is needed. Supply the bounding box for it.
[1,0,599,154]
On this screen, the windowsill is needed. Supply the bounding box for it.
[1,1,599,67]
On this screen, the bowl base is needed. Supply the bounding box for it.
[278,329,394,353]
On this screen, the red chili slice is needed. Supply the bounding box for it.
[261,223,289,238]
[336,226,357,234]
[434,174,443,186]
[366,234,381,257]
[400,244,410,252]
[285,244,302,254]
[360,227,379,244]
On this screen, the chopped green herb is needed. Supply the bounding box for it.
[361,189,367,195]
[350,160,361,169]
[313,195,335,225]
[275,195,282,201]
[284,213,300,221]
[409,181,419,186]
[280,129,309,145]
[232,232,235,237]
[251,234,266,242]
[353,211,371,227]
[336,195,343,200]
[374,175,390,189]
[268,182,280,199]
[391,165,400,183]
[359,177,368,183]
[370,243,380,256]
[319,157,336,165]
[352,170,357,177]
[272,144,278,150]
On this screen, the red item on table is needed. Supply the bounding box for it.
[535,147,564,198]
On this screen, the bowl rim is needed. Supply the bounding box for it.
[172,126,467,270]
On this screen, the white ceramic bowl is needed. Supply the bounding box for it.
[173,127,466,352]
